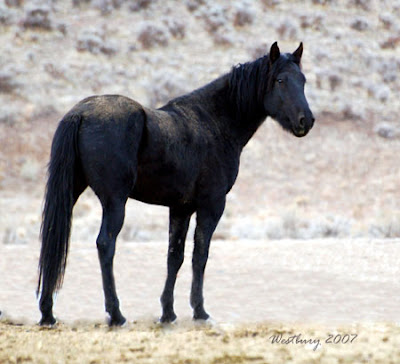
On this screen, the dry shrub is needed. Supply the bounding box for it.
[185,0,206,12]
[72,0,125,9]
[348,0,371,11]
[299,13,324,31]
[163,18,186,39]
[72,0,91,6]
[328,74,342,91]
[374,123,399,139]
[276,19,298,40]
[212,29,234,46]
[22,4,52,30]
[137,22,169,49]
[44,63,67,80]
[76,29,118,55]
[110,0,126,8]
[261,0,280,7]
[202,4,228,33]
[366,83,390,103]
[0,4,15,26]
[233,3,255,27]
[0,69,18,93]
[5,0,24,6]
[378,59,398,83]
[92,0,114,14]
[380,36,400,50]
[308,216,352,239]
[260,212,353,240]
[350,17,369,31]
[369,212,400,237]
[340,104,363,121]
[379,13,395,30]
[94,0,127,13]
[129,0,155,12]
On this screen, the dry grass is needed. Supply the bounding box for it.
[0,320,399,364]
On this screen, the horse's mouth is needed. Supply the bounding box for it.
[292,127,308,138]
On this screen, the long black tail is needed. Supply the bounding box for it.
[37,113,82,297]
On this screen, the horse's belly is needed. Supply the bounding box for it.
[130,167,196,206]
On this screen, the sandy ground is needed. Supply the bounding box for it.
[1,238,400,363]
[2,239,400,325]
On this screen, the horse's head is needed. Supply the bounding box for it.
[263,42,315,137]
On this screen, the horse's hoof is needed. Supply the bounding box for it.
[107,315,127,327]
[159,312,177,324]
[39,316,57,327]
[193,309,210,321]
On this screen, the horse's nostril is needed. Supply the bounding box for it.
[299,117,305,129]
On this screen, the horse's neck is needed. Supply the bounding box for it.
[190,75,267,148]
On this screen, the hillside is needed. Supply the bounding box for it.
[1,0,400,243]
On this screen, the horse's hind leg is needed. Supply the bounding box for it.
[160,207,192,323]
[96,196,127,326]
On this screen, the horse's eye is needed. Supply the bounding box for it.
[276,79,283,84]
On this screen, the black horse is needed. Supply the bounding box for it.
[37,42,314,326]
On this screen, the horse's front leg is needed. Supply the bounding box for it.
[191,198,225,321]
[96,198,127,326]
[160,207,192,323]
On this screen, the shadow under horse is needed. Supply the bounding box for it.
[37,42,315,326]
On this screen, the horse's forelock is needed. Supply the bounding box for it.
[265,54,296,92]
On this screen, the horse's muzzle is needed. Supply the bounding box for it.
[293,113,315,137]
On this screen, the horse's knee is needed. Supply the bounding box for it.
[96,235,113,257]
[167,247,185,271]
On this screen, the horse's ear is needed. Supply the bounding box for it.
[292,42,303,64]
[269,42,280,64]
